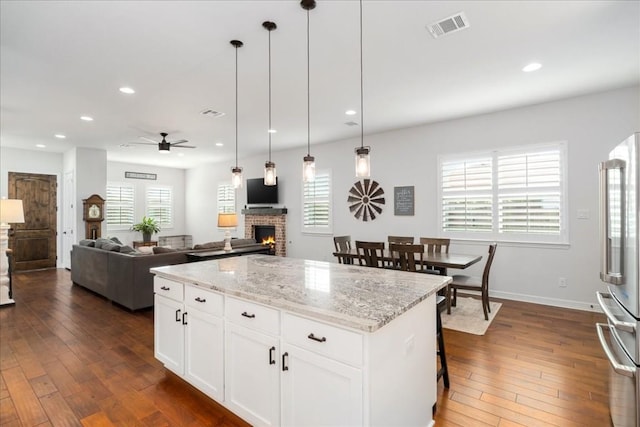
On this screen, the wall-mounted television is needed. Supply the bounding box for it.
[247,177,279,205]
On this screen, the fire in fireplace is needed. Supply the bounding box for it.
[254,225,276,255]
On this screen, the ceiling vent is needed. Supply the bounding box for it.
[427,12,470,39]
[344,121,359,127]
[201,109,225,118]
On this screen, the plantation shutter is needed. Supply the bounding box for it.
[441,157,493,232]
[497,148,562,235]
[106,183,134,229]
[303,171,331,232]
[146,186,173,227]
[217,183,236,213]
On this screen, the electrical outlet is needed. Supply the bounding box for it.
[558,277,567,287]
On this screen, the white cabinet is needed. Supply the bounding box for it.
[154,278,185,375]
[185,305,224,401]
[225,322,280,426]
[281,345,362,427]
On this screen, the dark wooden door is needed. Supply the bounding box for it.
[8,172,57,271]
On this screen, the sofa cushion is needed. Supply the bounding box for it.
[101,242,122,252]
[119,245,135,254]
[79,239,95,247]
[110,236,123,245]
[193,241,225,250]
[153,246,178,254]
[95,238,113,249]
[137,246,154,255]
[231,238,258,247]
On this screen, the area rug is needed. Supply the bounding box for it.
[441,297,502,335]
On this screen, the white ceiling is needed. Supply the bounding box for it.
[1,1,639,169]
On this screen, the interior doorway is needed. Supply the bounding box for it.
[8,172,58,271]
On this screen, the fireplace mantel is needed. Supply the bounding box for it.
[241,208,287,215]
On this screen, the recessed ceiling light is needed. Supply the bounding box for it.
[345,110,357,115]
[80,116,94,121]
[54,134,66,139]
[522,62,542,73]
[215,142,224,147]
[119,87,135,94]
[36,144,46,148]
[268,129,277,134]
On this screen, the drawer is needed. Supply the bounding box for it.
[185,285,223,316]
[283,313,363,367]
[226,297,280,336]
[154,277,184,302]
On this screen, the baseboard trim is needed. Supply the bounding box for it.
[489,290,602,313]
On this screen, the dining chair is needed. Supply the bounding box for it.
[387,235,414,244]
[355,241,385,268]
[333,235,352,264]
[419,237,450,275]
[447,243,497,320]
[389,243,424,272]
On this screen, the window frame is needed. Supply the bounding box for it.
[105,182,135,231]
[302,169,333,235]
[217,182,236,214]
[437,141,568,244]
[146,185,173,229]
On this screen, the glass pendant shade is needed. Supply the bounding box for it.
[303,155,316,182]
[264,161,277,186]
[231,166,243,189]
[355,146,371,178]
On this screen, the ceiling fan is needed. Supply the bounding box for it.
[132,132,196,153]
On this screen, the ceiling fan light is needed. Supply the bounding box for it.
[355,146,371,178]
[303,155,316,183]
[159,142,171,152]
[264,161,277,186]
[231,166,243,189]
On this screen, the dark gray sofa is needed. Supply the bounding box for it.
[70,238,261,310]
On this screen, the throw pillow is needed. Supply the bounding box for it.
[194,241,225,250]
[119,245,135,254]
[136,246,154,255]
[79,239,95,247]
[95,238,112,249]
[101,242,121,252]
[153,246,178,254]
[110,236,123,245]
[231,238,258,247]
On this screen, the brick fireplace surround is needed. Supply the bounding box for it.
[242,208,287,257]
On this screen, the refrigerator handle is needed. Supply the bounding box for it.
[599,159,625,285]
[596,323,635,378]
[596,292,636,333]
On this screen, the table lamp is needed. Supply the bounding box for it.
[218,213,238,251]
[1,199,25,306]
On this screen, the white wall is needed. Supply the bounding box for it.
[106,161,187,245]
[185,85,640,311]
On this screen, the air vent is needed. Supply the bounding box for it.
[201,109,226,118]
[344,121,359,127]
[427,12,470,39]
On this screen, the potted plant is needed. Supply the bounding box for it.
[131,216,160,242]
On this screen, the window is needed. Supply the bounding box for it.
[302,170,332,233]
[146,186,173,228]
[217,183,236,213]
[106,183,134,230]
[439,142,567,243]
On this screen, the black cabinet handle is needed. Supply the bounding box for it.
[307,333,327,343]
[182,312,188,325]
[161,286,170,291]
[241,311,256,319]
[282,352,289,371]
[195,297,206,303]
[269,346,276,365]
[175,309,181,322]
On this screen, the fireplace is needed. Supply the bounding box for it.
[243,208,287,257]
[254,225,276,255]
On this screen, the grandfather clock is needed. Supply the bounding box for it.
[82,194,105,239]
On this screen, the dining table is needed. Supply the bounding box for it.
[332,248,483,272]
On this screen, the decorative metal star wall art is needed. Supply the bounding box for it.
[347,179,385,221]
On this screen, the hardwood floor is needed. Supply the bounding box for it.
[1,269,611,426]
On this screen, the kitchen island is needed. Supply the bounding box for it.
[151,255,450,427]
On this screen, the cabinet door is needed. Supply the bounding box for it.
[185,309,224,401]
[225,322,280,427]
[282,345,363,427]
[154,294,185,375]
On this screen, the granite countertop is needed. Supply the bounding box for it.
[151,255,451,332]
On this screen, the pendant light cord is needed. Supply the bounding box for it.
[268,28,272,162]
[235,44,239,168]
[306,8,311,157]
[359,0,364,150]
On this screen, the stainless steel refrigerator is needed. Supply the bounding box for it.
[597,132,640,427]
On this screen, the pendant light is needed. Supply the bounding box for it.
[355,0,371,178]
[301,0,316,183]
[230,39,244,188]
[263,21,277,186]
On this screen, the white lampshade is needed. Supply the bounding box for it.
[0,199,25,224]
